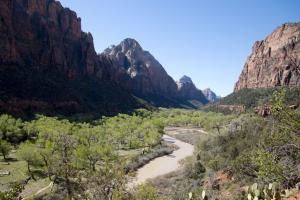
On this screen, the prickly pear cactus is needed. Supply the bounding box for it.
[202,190,208,200]
[244,182,295,200]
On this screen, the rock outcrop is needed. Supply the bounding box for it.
[102,38,178,99]
[202,88,219,102]
[235,23,300,92]
[0,0,138,117]
[0,0,110,78]
[176,76,208,105]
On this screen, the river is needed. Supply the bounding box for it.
[129,134,194,187]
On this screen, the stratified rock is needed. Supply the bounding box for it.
[235,23,300,91]
[176,76,208,104]
[202,88,219,102]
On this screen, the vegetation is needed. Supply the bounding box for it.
[216,87,300,109]
[0,140,12,160]
[0,110,166,199]
[0,89,299,199]
[158,89,300,199]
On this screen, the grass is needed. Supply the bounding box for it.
[0,152,28,191]
[118,149,142,159]
[0,150,51,199]
[165,126,209,145]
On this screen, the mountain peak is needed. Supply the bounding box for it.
[179,75,193,84]
[176,76,208,105]
[202,88,219,102]
[203,88,212,92]
[120,38,142,50]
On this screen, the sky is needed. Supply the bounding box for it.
[59,0,300,97]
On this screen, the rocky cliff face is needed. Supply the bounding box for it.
[202,88,219,102]
[102,38,179,99]
[0,0,210,116]
[176,76,208,104]
[235,23,300,91]
[0,0,138,117]
[0,0,110,78]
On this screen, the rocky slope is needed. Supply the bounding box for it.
[235,22,300,91]
[176,76,208,105]
[102,39,178,99]
[0,0,139,117]
[102,39,209,106]
[202,88,219,102]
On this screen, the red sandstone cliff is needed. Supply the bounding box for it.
[235,23,300,91]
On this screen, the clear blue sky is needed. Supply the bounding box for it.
[59,0,300,96]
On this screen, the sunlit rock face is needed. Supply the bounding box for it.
[235,23,300,92]
[202,88,219,102]
[176,76,208,104]
[102,38,179,98]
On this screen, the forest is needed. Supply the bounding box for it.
[0,90,299,199]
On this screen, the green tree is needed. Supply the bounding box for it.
[17,142,42,180]
[51,133,77,199]
[76,143,114,171]
[0,140,12,160]
[0,114,25,143]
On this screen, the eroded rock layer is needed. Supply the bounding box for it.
[235,23,300,91]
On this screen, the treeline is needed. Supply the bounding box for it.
[218,87,300,108]
[153,108,235,133]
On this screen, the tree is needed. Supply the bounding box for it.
[87,160,128,200]
[37,141,56,180]
[51,133,77,199]
[17,142,42,180]
[0,115,26,143]
[0,140,12,160]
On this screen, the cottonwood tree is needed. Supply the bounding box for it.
[17,142,42,180]
[37,141,56,180]
[0,140,12,160]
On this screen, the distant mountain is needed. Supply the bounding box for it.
[202,88,220,102]
[176,76,209,105]
[235,22,300,91]
[102,40,209,107]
